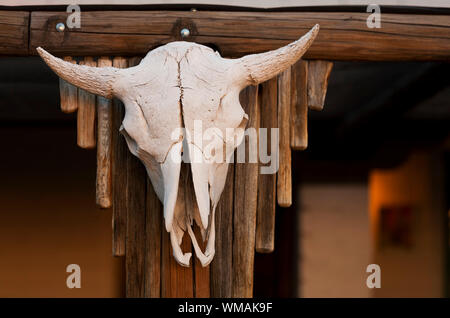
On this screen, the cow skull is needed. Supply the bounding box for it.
[37,24,319,267]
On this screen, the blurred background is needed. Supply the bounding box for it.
[0,57,448,297]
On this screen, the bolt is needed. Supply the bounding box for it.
[56,23,65,32]
[180,28,190,38]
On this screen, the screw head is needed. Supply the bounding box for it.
[180,28,190,38]
[56,23,65,32]
[190,8,197,12]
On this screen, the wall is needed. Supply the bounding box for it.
[369,152,445,297]
[0,125,124,297]
[298,183,371,297]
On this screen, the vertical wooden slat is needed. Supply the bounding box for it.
[112,57,128,257]
[59,56,78,113]
[193,226,210,298]
[290,60,309,150]
[232,85,259,298]
[161,166,194,298]
[124,56,148,297]
[77,57,97,149]
[307,60,333,111]
[125,147,147,297]
[210,163,234,297]
[144,178,162,298]
[96,56,113,208]
[255,78,278,253]
[277,69,292,207]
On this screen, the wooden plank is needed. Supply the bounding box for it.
[161,166,194,298]
[291,60,309,150]
[125,143,147,297]
[277,69,292,207]
[29,11,450,60]
[77,57,96,149]
[96,57,113,208]
[210,163,234,297]
[193,226,210,298]
[307,60,333,111]
[111,57,128,257]
[145,178,162,298]
[232,85,259,298]
[255,78,278,253]
[59,57,78,113]
[0,11,29,55]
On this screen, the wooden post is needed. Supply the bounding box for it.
[59,56,78,113]
[232,85,259,298]
[256,78,278,253]
[96,57,113,208]
[307,60,333,111]
[277,69,292,207]
[111,57,128,257]
[291,60,309,150]
[77,57,97,149]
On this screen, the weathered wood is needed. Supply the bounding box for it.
[291,60,309,150]
[29,11,450,61]
[232,85,259,298]
[111,57,128,257]
[161,166,194,298]
[193,226,210,298]
[255,78,278,253]
[307,60,333,111]
[125,143,148,297]
[210,163,234,297]
[145,178,162,298]
[277,70,292,207]
[59,57,78,113]
[77,57,97,149]
[96,57,113,208]
[0,11,29,55]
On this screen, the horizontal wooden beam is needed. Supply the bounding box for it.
[0,11,29,55]
[27,11,450,61]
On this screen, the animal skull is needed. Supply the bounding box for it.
[37,24,319,267]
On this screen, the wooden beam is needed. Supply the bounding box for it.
[232,85,259,298]
[0,11,29,55]
[277,70,292,207]
[255,78,278,253]
[307,60,333,111]
[291,60,309,150]
[29,11,450,61]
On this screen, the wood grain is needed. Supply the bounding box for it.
[0,11,29,55]
[145,178,162,298]
[96,57,113,208]
[232,85,259,298]
[210,163,234,297]
[307,60,333,111]
[111,57,128,257]
[59,56,78,113]
[161,166,194,298]
[29,11,450,60]
[255,78,278,253]
[125,143,147,297]
[277,69,292,207]
[291,60,309,150]
[77,57,96,149]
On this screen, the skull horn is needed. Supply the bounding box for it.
[236,24,319,86]
[37,47,123,99]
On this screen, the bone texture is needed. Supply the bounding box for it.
[77,57,97,149]
[37,25,319,267]
[59,56,78,113]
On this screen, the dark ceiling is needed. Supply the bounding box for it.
[0,57,449,170]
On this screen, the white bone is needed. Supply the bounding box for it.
[37,25,319,267]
